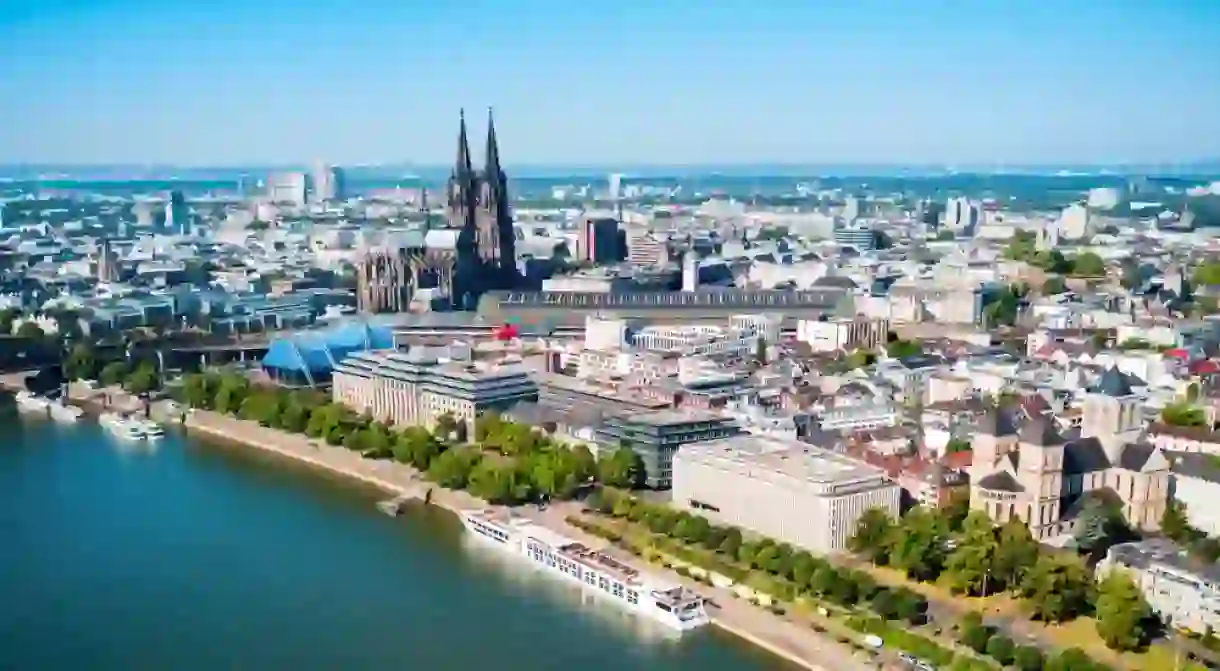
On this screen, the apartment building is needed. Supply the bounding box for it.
[1099,539,1220,634]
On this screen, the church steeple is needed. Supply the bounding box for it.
[485,107,502,180]
[455,108,473,178]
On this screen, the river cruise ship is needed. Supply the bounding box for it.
[461,509,709,631]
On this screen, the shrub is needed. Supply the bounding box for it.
[985,635,1015,666]
[960,622,993,655]
[1013,645,1044,671]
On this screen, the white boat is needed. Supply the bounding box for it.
[461,509,709,632]
[15,391,50,415]
[134,419,165,440]
[100,413,145,441]
[49,401,84,423]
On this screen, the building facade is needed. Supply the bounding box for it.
[1100,539,1220,633]
[672,434,901,554]
[969,368,1171,541]
[332,349,537,429]
[596,411,738,489]
[796,317,890,353]
[578,216,622,265]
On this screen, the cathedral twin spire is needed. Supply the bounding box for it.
[453,107,504,188]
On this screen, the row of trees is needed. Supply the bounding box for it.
[586,488,931,620]
[849,505,1156,653]
[180,371,647,506]
[1003,233,1107,278]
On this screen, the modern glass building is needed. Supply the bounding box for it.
[595,411,739,489]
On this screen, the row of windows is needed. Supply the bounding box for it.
[527,543,639,605]
[494,290,842,308]
[470,520,510,543]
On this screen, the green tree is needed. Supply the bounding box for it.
[870,588,900,620]
[960,617,993,654]
[1013,645,1045,671]
[63,344,97,381]
[1193,261,1220,287]
[1162,401,1207,427]
[848,507,895,564]
[0,308,19,335]
[1161,500,1197,544]
[945,438,971,454]
[124,362,160,395]
[1069,252,1106,277]
[940,489,972,532]
[279,402,310,433]
[886,339,923,358]
[993,519,1041,590]
[1042,276,1068,295]
[99,361,130,387]
[1044,647,1099,671]
[672,514,711,545]
[596,445,643,489]
[718,528,743,558]
[427,445,481,489]
[945,511,999,595]
[211,374,250,415]
[1094,571,1153,651]
[986,635,1016,666]
[1073,498,1129,554]
[755,337,767,364]
[468,460,525,504]
[1019,555,1093,623]
[790,551,820,587]
[888,507,947,582]
[15,320,44,340]
[394,427,442,470]
[182,373,215,409]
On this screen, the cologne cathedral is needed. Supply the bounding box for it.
[355,109,519,312]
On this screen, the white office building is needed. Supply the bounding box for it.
[672,434,900,554]
[1099,539,1220,634]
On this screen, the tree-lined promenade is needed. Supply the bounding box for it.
[180,371,649,505]
[177,369,1202,671]
[176,372,872,671]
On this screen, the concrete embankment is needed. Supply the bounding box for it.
[182,411,865,671]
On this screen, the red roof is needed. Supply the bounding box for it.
[941,449,974,471]
[1164,348,1190,360]
[1190,360,1220,375]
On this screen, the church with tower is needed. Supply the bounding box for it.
[968,366,1170,542]
[355,109,520,313]
[446,108,518,309]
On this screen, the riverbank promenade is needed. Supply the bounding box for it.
[183,411,871,671]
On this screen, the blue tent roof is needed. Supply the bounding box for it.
[262,321,393,383]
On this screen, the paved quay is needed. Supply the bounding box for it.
[182,410,876,671]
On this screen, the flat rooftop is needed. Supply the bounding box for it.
[678,434,887,485]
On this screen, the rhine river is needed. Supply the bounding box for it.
[0,410,791,671]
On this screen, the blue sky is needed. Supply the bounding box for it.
[1,0,1218,166]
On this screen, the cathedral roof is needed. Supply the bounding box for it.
[1019,416,1064,446]
[976,408,1018,436]
[1115,442,1158,471]
[976,471,1024,493]
[1092,365,1134,397]
[1062,437,1111,475]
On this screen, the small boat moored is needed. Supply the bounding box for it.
[49,401,84,423]
[15,391,51,416]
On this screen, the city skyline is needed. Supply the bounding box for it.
[2,0,1219,166]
